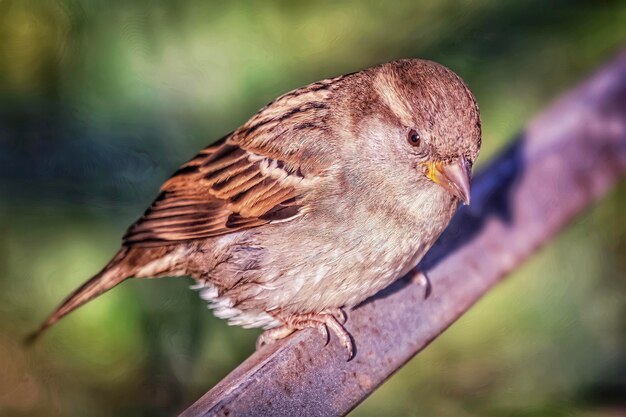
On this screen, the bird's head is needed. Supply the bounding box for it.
[344,59,481,206]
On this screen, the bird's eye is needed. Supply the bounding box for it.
[407,129,421,147]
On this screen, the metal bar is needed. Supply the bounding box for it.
[181,50,626,417]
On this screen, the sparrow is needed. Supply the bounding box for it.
[27,59,481,359]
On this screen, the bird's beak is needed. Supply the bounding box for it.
[424,157,472,205]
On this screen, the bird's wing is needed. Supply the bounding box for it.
[123,78,337,247]
[123,131,322,247]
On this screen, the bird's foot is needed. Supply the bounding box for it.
[410,269,432,299]
[256,326,296,350]
[325,307,348,324]
[256,308,354,360]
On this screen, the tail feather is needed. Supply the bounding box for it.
[24,249,131,345]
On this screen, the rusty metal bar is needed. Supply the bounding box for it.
[181,50,626,417]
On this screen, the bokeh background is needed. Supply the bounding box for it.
[1,1,625,416]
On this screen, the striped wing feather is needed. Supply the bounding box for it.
[123,138,306,247]
[123,75,339,247]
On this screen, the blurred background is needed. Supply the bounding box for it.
[1,1,625,416]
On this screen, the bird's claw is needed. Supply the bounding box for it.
[411,269,432,299]
[256,326,295,350]
[323,314,354,360]
[260,309,354,360]
[317,323,330,345]
[325,307,348,324]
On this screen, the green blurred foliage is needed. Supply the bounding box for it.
[0,0,625,416]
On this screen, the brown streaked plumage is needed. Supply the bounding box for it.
[27,59,481,359]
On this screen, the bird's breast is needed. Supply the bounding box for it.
[194,184,459,319]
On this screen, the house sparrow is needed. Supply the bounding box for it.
[27,59,481,359]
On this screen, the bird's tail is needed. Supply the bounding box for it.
[24,248,132,345]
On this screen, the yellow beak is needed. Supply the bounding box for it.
[425,157,472,205]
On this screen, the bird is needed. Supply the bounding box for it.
[26,59,481,359]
